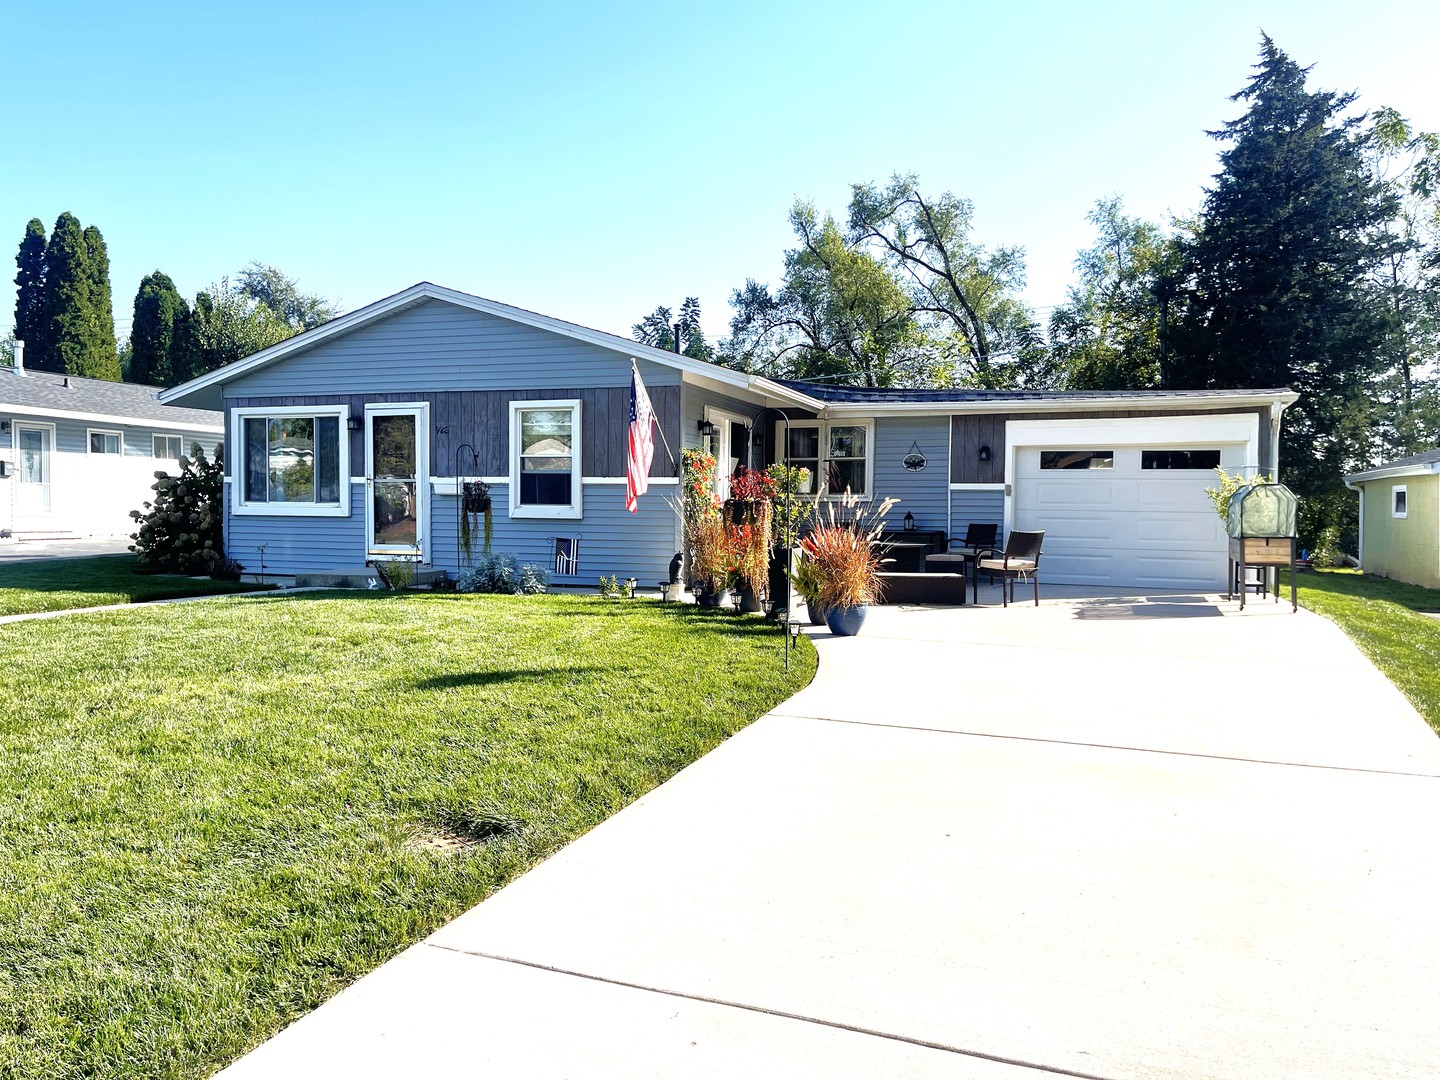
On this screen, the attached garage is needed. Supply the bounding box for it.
[1008,414,1264,590]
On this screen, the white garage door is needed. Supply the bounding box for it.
[1013,444,1247,589]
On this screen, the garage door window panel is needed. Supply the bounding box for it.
[1141,449,1222,470]
[1040,450,1113,470]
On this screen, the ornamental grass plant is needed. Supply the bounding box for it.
[799,491,897,611]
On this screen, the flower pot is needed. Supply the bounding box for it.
[698,586,731,609]
[738,582,764,613]
[805,598,828,626]
[825,605,868,636]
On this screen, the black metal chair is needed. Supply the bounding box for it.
[974,530,1044,607]
[922,523,998,585]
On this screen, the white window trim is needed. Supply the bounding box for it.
[509,399,583,520]
[153,434,184,459]
[14,420,55,498]
[365,402,430,561]
[230,404,352,517]
[705,405,753,501]
[1393,484,1408,519]
[775,419,876,500]
[87,428,124,456]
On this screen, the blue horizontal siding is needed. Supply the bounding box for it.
[226,299,680,397]
[433,484,682,585]
[873,417,949,533]
[225,484,367,575]
[949,489,1005,543]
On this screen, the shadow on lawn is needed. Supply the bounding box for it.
[416,667,614,690]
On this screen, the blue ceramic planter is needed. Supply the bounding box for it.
[825,605,868,636]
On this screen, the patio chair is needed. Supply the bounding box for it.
[975,530,1044,607]
[922,523,999,583]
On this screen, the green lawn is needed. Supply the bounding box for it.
[0,554,267,617]
[0,592,816,1078]
[1287,568,1440,733]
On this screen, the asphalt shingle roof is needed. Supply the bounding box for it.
[0,368,221,428]
[1355,449,1440,473]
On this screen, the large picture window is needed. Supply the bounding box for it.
[780,421,873,498]
[510,400,582,519]
[231,406,349,516]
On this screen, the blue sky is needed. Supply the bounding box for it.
[4,0,1438,349]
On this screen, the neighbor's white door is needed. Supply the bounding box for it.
[365,405,428,560]
[15,422,53,518]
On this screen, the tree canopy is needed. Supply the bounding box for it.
[33,212,119,380]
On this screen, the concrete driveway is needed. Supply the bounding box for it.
[218,587,1440,1079]
[0,537,131,561]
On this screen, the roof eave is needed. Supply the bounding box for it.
[823,390,1299,417]
[1345,461,1440,484]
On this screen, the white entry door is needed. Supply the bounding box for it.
[365,405,429,560]
[15,422,54,518]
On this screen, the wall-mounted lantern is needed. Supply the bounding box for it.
[697,419,716,439]
[978,445,992,463]
[346,415,363,433]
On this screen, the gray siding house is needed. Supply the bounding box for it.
[0,349,223,540]
[160,283,1297,591]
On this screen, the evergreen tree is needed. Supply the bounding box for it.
[80,225,120,380]
[1169,37,1399,540]
[129,270,189,386]
[38,212,120,379]
[13,218,47,360]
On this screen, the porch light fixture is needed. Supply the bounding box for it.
[346,415,363,432]
[903,511,915,532]
[978,445,992,463]
[0,419,9,435]
[697,419,716,438]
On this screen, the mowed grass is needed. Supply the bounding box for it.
[1286,568,1440,733]
[0,592,816,1079]
[0,554,267,617]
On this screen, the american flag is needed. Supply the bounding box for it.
[626,361,655,513]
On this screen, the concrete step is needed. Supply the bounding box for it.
[294,567,448,589]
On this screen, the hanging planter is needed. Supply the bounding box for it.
[458,480,493,565]
[462,480,492,514]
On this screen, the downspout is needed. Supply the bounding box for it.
[1269,399,1290,479]
[1343,474,1363,570]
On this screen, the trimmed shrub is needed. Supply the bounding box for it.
[129,447,229,575]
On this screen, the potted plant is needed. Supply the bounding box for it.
[458,480,493,566]
[689,508,733,607]
[787,550,828,626]
[800,491,897,636]
[726,466,775,612]
[766,463,814,613]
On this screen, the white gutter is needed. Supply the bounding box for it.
[823,390,1299,419]
[1344,460,1440,485]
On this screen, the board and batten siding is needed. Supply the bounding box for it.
[950,407,1270,484]
[227,387,681,481]
[872,417,949,532]
[431,483,681,584]
[225,298,682,397]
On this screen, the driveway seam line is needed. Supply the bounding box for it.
[766,712,1440,779]
[424,942,1118,1080]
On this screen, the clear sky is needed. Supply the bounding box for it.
[4,0,1437,348]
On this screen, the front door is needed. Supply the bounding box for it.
[366,405,428,560]
[15,422,53,519]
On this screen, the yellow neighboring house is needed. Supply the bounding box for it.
[1346,451,1440,589]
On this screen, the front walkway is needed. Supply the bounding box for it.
[218,588,1440,1079]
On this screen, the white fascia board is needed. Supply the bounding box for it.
[1345,461,1440,485]
[823,392,1298,419]
[0,402,223,433]
[1006,412,1261,447]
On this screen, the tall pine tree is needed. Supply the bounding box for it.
[1169,37,1399,541]
[38,212,120,379]
[13,218,47,360]
[129,271,189,386]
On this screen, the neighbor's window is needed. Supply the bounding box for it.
[1040,449,1113,470]
[783,422,872,497]
[88,430,122,455]
[236,411,343,509]
[1393,485,1408,518]
[1141,449,1222,470]
[511,400,582,518]
[153,434,183,459]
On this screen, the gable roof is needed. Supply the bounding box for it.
[785,379,1299,416]
[1345,449,1440,485]
[159,282,824,412]
[0,367,222,431]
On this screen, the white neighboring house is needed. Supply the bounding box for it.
[0,343,224,541]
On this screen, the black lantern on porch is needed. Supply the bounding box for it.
[903,511,915,532]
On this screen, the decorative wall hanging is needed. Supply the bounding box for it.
[903,441,927,472]
[553,536,580,576]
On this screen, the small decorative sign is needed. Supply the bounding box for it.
[553,537,580,576]
[903,441,927,472]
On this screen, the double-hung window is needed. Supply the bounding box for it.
[509,400,582,519]
[232,406,349,516]
[780,421,873,498]
[88,429,123,455]
[153,434,184,460]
